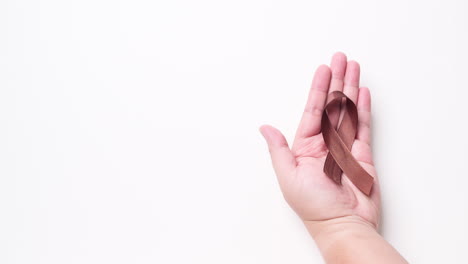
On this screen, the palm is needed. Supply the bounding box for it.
[261,53,381,228]
[291,133,379,227]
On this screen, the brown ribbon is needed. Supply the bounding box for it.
[321,91,374,196]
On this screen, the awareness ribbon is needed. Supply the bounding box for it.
[321,91,374,195]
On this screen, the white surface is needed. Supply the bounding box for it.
[1,0,467,263]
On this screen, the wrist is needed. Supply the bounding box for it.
[303,216,408,264]
[304,215,377,237]
[304,215,379,255]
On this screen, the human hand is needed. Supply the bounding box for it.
[260,52,381,233]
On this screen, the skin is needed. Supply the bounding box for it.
[260,52,408,263]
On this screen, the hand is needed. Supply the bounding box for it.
[260,52,381,232]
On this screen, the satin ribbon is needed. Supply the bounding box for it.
[321,91,374,196]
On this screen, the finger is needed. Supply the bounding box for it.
[328,52,347,129]
[343,60,360,104]
[356,87,372,146]
[295,65,331,139]
[260,125,296,181]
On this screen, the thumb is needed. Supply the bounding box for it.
[259,125,296,177]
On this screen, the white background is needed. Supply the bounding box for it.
[1,0,467,263]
